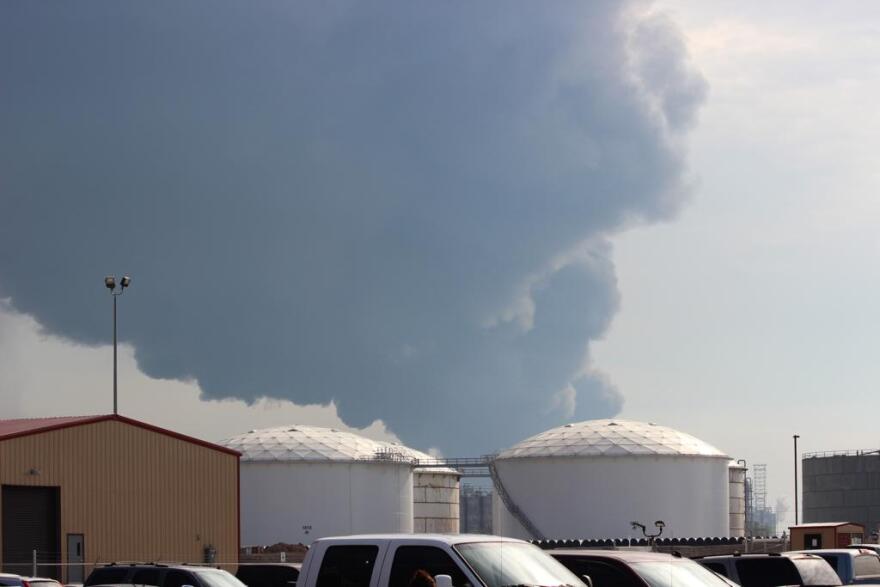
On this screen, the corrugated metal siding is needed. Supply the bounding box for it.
[0,420,238,578]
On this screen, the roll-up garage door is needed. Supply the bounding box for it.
[2,485,61,579]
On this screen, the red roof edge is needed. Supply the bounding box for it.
[0,415,113,441]
[0,414,241,457]
[112,415,241,457]
[790,522,865,529]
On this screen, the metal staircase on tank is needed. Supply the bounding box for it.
[414,455,545,540]
[488,460,546,540]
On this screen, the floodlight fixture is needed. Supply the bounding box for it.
[630,519,664,544]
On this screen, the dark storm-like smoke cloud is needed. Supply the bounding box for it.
[0,1,705,453]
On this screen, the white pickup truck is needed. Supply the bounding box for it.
[296,534,586,587]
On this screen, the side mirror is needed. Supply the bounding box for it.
[581,575,594,587]
[435,575,454,587]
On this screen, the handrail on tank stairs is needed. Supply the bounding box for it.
[488,460,546,541]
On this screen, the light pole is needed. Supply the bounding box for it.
[793,434,800,525]
[104,275,131,415]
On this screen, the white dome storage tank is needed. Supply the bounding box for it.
[492,419,731,540]
[222,426,414,545]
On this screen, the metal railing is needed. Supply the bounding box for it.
[488,460,545,540]
[803,449,880,458]
[414,455,495,478]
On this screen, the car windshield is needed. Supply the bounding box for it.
[454,542,585,587]
[633,560,732,587]
[195,570,249,587]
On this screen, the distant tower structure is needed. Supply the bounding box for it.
[747,464,777,536]
[460,484,493,534]
[754,464,767,512]
[745,465,773,536]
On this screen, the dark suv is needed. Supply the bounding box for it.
[698,553,842,587]
[549,549,730,587]
[85,564,246,587]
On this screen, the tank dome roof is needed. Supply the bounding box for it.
[497,419,728,460]
[220,425,450,466]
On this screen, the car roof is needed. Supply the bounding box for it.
[315,534,528,545]
[548,549,689,562]
[701,554,780,560]
[785,553,833,560]
[237,563,301,569]
[791,549,870,556]
[95,564,226,573]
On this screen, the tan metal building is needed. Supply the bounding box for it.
[790,522,866,550]
[0,415,239,582]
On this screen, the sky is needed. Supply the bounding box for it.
[1,0,878,529]
[596,0,880,527]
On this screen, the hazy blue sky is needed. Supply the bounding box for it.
[2,1,878,528]
[597,0,880,526]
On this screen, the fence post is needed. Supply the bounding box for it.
[32,549,37,577]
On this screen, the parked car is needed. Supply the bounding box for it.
[549,549,731,587]
[85,564,247,587]
[846,547,880,557]
[697,553,842,587]
[297,534,585,587]
[0,575,23,587]
[789,550,880,584]
[235,564,300,587]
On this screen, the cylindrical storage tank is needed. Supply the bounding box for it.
[492,419,731,540]
[728,461,747,537]
[374,443,462,534]
[221,426,414,545]
[802,452,880,533]
[412,467,461,533]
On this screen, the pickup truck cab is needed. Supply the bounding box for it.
[297,534,585,587]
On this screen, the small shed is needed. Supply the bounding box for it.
[790,522,865,550]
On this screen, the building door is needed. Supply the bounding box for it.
[67,534,84,583]
[1,486,61,579]
[805,533,823,549]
